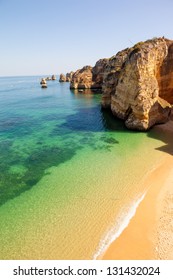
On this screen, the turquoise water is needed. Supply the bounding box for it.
[0,76,166,259]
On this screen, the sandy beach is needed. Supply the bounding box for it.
[101,120,173,260]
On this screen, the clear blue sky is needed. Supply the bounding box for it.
[1,0,173,76]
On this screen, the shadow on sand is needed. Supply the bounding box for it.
[147,118,173,156]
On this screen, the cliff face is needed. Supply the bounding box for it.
[157,40,173,104]
[101,48,131,108]
[70,66,93,89]
[102,37,173,130]
[70,59,108,89]
[68,37,173,130]
[92,58,109,88]
[66,71,74,82]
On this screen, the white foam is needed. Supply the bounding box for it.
[93,192,146,260]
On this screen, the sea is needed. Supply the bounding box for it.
[0,76,167,259]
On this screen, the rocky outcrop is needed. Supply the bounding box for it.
[157,40,173,105]
[102,37,173,130]
[70,66,93,89]
[101,48,131,108]
[52,75,56,80]
[70,59,108,89]
[92,58,109,88]
[46,77,51,81]
[66,71,74,82]
[40,78,47,85]
[40,78,47,88]
[59,73,66,82]
[67,37,173,130]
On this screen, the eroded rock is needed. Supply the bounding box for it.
[59,73,66,82]
[66,71,74,82]
[102,37,173,130]
[70,59,108,89]
[68,37,173,130]
[52,75,56,80]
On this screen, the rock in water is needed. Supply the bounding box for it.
[52,75,56,80]
[70,59,108,89]
[59,73,66,82]
[40,78,47,85]
[40,78,47,88]
[70,66,93,89]
[68,37,173,130]
[41,84,47,88]
[66,71,74,82]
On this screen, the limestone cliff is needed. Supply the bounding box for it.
[70,59,108,89]
[66,71,74,82]
[157,40,173,105]
[102,37,173,130]
[101,48,131,108]
[69,37,173,130]
[70,66,92,89]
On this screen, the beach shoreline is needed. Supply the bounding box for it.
[100,121,173,260]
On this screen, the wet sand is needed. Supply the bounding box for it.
[102,121,173,260]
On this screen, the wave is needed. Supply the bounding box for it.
[93,192,146,260]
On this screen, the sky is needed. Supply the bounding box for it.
[0,0,173,76]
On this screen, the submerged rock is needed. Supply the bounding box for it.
[46,77,51,81]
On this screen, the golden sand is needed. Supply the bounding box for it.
[102,121,173,260]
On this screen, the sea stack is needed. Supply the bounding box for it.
[40,78,47,88]
[52,75,56,80]
[59,73,66,82]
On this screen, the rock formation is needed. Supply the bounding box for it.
[40,78,47,88]
[40,78,46,85]
[70,59,108,89]
[70,66,92,89]
[102,37,173,130]
[101,48,130,108]
[67,37,173,130]
[52,75,56,80]
[66,71,74,82]
[59,73,66,82]
[46,77,51,81]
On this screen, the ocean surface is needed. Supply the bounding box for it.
[0,76,166,259]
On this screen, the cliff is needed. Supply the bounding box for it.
[69,37,173,130]
[70,59,108,89]
[66,71,74,82]
[102,37,173,130]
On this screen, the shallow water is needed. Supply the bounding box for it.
[0,76,166,259]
